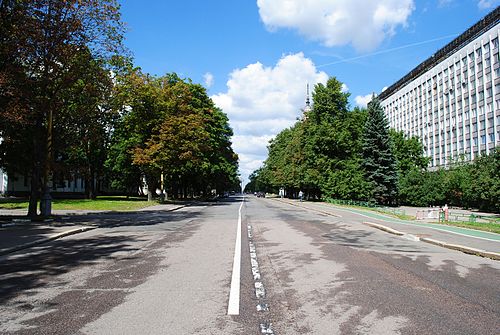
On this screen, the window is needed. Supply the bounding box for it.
[493,37,499,49]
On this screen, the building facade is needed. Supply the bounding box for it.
[380,8,500,168]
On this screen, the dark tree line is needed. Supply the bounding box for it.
[245,77,499,213]
[0,0,239,217]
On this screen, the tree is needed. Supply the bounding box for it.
[109,70,239,200]
[463,149,500,212]
[362,95,398,205]
[0,0,125,216]
[255,77,370,201]
[389,129,429,175]
[57,49,116,199]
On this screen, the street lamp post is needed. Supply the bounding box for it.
[40,108,53,217]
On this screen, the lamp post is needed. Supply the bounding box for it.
[40,108,53,217]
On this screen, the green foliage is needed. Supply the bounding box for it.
[389,129,430,175]
[0,0,125,214]
[463,150,500,212]
[397,150,499,212]
[362,95,398,204]
[249,77,371,200]
[106,69,239,199]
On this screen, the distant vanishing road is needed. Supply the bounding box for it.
[1,196,499,334]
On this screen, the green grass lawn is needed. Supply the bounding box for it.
[326,203,499,235]
[433,220,500,234]
[0,196,156,211]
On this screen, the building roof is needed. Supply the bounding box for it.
[379,7,500,101]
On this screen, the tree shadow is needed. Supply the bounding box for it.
[0,203,209,304]
[0,235,140,304]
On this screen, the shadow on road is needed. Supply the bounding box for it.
[0,235,140,304]
[0,202,212,304]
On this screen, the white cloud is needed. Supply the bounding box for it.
[257,0,415,52]
[478,0,500,9]
[203,72,214,88]
[341,83,349,93]
[212,53,328,184]
[355,94,373,108]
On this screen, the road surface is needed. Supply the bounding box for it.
[0,196,498,334]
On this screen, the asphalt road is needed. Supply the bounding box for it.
[0,196,498,334]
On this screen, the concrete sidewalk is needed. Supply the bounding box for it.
[272,198,500,260]
[0,203,186,256]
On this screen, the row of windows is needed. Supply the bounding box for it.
[381,29,500,167]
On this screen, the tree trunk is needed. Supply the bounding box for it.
[147,187,154,202]
[145,174,157,202]
[28,170,39,218]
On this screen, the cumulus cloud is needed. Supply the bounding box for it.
[257,0,415,51]
[478,0,500,9]
[212,53,328,184]
[355,94,373,108]
[203,72,214,88]
[341,83,349,93]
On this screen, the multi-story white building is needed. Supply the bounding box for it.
[380,8,500,168]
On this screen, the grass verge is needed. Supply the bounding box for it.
[0,196,156,211]
[431,220,500,234]
[325,202,499,234]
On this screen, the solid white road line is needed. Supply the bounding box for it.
[227,198,244,315]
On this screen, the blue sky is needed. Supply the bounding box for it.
[118,0,499,184]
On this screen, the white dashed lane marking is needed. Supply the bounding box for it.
[247,224,275,334]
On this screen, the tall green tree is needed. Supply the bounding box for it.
[362,95,398,204]
[0,0,125,216]
[255,77,370,200]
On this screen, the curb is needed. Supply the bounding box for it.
[0,226,96,257]
[363,221,499,261]
[420,237,500,261]
[363,221,405,236]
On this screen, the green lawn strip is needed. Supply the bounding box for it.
[428,220,500,235]
[0,196,156,211]
[324,203,500,237]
